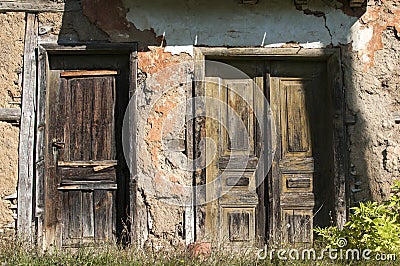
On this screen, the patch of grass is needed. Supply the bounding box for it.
[0,238,397,266]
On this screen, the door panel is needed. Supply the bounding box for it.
[271,77,315,244]
[203,60,328,247]
[59,76,115,162]
[47,71,118,247]
[205,76,260,246]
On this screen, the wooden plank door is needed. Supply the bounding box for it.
[46,70,118,247]
[270,77,315,244]
[205,76,263,247]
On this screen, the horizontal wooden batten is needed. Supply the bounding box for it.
[0,1,80,12]
[60,70,119,78]
[57,160,117,167]
[286,177,311,189]
[279,157,314,173]
[60,167,116,182]
[57,183,117,191]
[226,177,250,187]
[280,192,315,208]
[0,108,21,121]
[218,156,258,170]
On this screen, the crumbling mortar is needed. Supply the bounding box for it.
[138,187,153,234]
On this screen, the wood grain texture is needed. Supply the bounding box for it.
[195,48,344,248]
[41,45,136,248]
[328,51,347,229]
[17,13,38,238]
[35,46,48,249]
[57,160,117,167]
[0,108,21,121]
[94,190,115,242]
[192,49,207,241]
[271,76,315,244]
[205,75,260,246]
[0,1,79,12]
[60,70,119,78]
[282,210,312,243]
[280,79,312,157]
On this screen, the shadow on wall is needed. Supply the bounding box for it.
[55,0,377,233]
[344,24,400,204]
[56,0,367,48]
[58,0,162,49]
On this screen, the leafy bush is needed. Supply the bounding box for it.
[315,181,400,253]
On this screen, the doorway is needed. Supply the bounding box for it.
[37,45,137,248]
[193,48,345,247]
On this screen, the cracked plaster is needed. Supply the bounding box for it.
[123,0,357,47]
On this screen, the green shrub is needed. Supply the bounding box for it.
[315,180,400,253]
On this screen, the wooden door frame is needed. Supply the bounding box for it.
[17,42,138,248]
[192,47,346,243]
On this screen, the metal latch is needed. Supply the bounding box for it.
[52,140,65,149]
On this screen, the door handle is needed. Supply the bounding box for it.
[52,141,65,149]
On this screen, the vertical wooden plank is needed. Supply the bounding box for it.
[61,78,70,162]
[328,51,347,229]
[92,78,103,160]
[127,50,140,245]
[69,79,84,160]
[185,67,195,245]
[62,191,83,246]
[269,76,281,244]
[193,49,207,241]
[35,46,47,248]
[17,13,38,238]
[204,77,221,243]
[254,74,266,246]
[82,191,94,241]
[92,78,106,160]
[94,190,114,242]
[81,79,94,161]
[104,76,115,159]
[45,70,62,248]
[286,83,310,153]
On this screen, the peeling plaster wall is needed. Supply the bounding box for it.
[1,0,399,247]
[135,48,193,248]
[81,0,400,245]
[123,0,357,47]
[0,12,24,236]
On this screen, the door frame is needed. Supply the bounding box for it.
[19,43,138,248]
[192,47,346,243]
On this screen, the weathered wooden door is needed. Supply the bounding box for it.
[46,70,118,247]
[204,61,322,247]
[205,75,264,247]
[270,77,315,244]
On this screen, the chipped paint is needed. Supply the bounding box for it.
[350,21,373,51]
[164,45,194,57]
[338,2,400,69]
[81,0,163,47]
[138,47,191,75]
[123,0,357,47]
[264,41,324,48]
